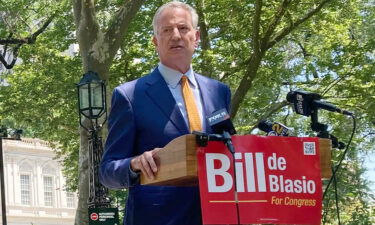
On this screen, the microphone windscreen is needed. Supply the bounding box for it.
[257,120,273,133]
[207,109,236,135]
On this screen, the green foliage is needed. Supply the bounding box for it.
[109,0,160,88]
[108,189,128,224]
[0,44,82,190]
[0,0,80,190]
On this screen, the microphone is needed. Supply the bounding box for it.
[257,120,290,136]
[207,108,236,135]
[193,131,226,147]
[286,90,353,116]
[207,109,236,153]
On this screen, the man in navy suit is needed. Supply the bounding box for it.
[99,1,231,225]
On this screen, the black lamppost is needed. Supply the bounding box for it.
[77,71,119,224]
[77,71,110,208]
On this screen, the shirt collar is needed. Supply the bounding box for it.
[158,63,197,89]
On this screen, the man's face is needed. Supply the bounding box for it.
[152,7,200,71]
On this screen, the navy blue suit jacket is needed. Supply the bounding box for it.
[99,67,231,225]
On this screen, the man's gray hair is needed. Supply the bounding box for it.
[152,1,199,35]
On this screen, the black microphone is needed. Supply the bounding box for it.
[193,131,226,147]
[207,109,236,153]
[207,108,236,135]
[257,120,291,136]
[286,90,353,116]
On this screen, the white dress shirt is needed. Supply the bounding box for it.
[158,63,206,132]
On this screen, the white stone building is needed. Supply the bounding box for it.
[1,138,76,225]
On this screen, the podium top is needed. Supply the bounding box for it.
[141,135,332,185]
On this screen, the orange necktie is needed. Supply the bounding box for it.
[181,76,202,132]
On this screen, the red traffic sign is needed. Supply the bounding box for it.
[90,212,99,221]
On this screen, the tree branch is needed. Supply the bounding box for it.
[74,0,101,72]
[261,0,292,50]
[0,14,55,45]
[266,0,332,49]
[195,0,211,50]
[195,0,214,77]
[0,55,10,69]
[253,0,262,55]
[231,54,263,119]
[324,95,372,99]
[363,132,375,138]
[248,100,289,132]
[0,14,55,69]
[2,33,13,58]
[231,0,264,117]
[209,23,229,40]
[0,44,21,69]
[219,65,242,82]
[296,41,310,58]
[282,80,319,86]
[81,0,99,35]
[104,0,145,65]
[321,74,349,96]
[72,0,82,28]
[78,0,99,49]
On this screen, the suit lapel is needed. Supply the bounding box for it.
[145,68,189,134]
[195,74,215,133]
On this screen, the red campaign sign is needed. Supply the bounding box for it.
[197,135,322,225]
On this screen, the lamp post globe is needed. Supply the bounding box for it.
[77,71,106,129]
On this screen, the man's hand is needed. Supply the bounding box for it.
[130,148,161,180]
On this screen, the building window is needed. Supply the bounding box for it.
[66,192,75,208]
[43,176,54,206]
[20,175,31,205]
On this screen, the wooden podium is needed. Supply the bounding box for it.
[141,135,332,185]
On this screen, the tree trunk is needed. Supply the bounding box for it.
[74,126,90,224]
[72,0,145,224]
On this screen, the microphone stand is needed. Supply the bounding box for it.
[193,131,240,224]
[194,131,235,152]
[310,110,345,149]
[222,131,235,154]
